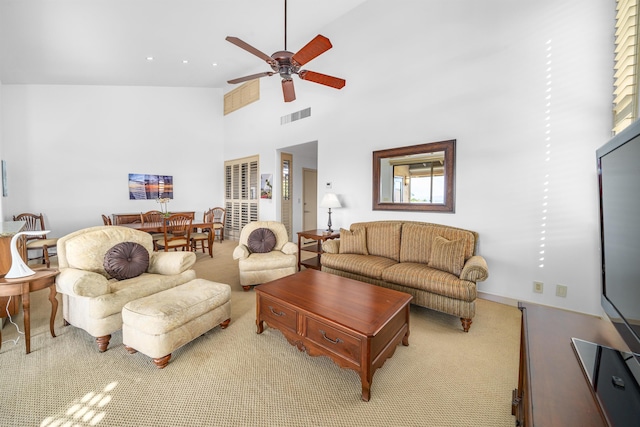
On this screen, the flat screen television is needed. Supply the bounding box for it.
[597,120,640,355]
[571,119,640,426]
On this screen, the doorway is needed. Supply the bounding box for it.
[278,141,318,241]
[280,152,293,239]
[302,168,318,234]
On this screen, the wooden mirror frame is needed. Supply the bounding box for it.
[372,139,456,212]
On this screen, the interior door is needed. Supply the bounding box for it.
[303,168,317,235]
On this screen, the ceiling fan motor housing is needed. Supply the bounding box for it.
[271,51,299,79]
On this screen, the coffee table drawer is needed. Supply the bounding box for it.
[306,317,361,364]
[259,296,297,332]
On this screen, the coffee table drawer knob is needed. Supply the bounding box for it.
[320,330,343,345]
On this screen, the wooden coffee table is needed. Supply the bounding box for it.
[255,269,412,401]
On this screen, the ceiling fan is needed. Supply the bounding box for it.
[225,0,346,102]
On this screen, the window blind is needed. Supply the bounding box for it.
[613,0,640,134]
[224,155,259,239]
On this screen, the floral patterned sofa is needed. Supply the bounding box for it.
[321,221,489,332]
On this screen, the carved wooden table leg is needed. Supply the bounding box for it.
[48,285,58,338]
[360,374,372,402]
[23,289,31,354]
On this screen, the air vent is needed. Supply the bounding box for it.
[281,107,311,125]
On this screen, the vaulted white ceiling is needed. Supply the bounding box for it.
[0,0,366,88]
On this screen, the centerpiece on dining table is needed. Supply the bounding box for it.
[156,197,171,218]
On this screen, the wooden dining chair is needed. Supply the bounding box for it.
[155,213,193,252]
[211,207,226,242]
[191,209,214,257]
[12,212,58,268]
[140,210,165,244]
[101,214,113,225]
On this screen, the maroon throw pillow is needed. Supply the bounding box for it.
[247,228,277,253]
[103,242,150,280]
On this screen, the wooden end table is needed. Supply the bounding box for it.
[0,268,59,354]
[256,269,412,401]
[297,229,340,271]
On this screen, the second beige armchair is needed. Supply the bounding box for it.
[232,221,297,291]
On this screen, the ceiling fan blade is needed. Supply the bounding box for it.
[282,79,296,102]
[225,36,275,65]
[291,35,332,66]
[298,70,346,89]
[227,71,274,84]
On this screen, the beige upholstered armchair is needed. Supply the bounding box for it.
[232,221,297,291]
[55,226,197,352]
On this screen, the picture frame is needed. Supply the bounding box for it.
[128,173,173,200]
[261,174,272,199]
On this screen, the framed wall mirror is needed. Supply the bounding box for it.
[372,139,456,212]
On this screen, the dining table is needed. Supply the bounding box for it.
[119,219,214,257]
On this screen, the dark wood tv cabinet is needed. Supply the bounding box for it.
[513,302,631,426]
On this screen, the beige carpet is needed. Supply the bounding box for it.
[0,240,521,427]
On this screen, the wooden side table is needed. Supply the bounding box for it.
[297,229,340,271]
[0,268,59,354]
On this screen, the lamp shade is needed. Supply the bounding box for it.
[320,193,341,209]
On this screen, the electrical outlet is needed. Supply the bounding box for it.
[533,281,544,294]
[556,284,568,298]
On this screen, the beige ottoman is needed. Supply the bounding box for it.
[122,278,231,368]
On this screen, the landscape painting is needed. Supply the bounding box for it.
[128,174,173,200]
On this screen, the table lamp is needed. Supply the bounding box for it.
[320,193,341,233]
[5,230,50,279]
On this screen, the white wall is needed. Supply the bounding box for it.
[1,85,223,237]
[0,81,4,219]
[223,0,615,315]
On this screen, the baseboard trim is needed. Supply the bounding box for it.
[478,291,519,307]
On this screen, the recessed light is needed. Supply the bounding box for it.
[212,63,218,67]
[146,56,154,61]
[182,60,189,64]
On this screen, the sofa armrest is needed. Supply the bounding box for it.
[322,239,340,254]
[148,251,196,275]
[233,244,250,260]
[460,255,489,282]
[281,241,298,255]
[56,268,110,298]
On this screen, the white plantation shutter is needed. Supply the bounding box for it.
[614,0,640,134]
[224,156,259,240]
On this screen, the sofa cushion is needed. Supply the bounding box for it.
[381,262,477,302]
[321,253,397,280]
[363,222,402,261]
[338,227,368,255]
[59,226,155,277]
[427,236,466,276]
[103,242,149,280]
[400,222,476,264]
[247,228,277,253]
